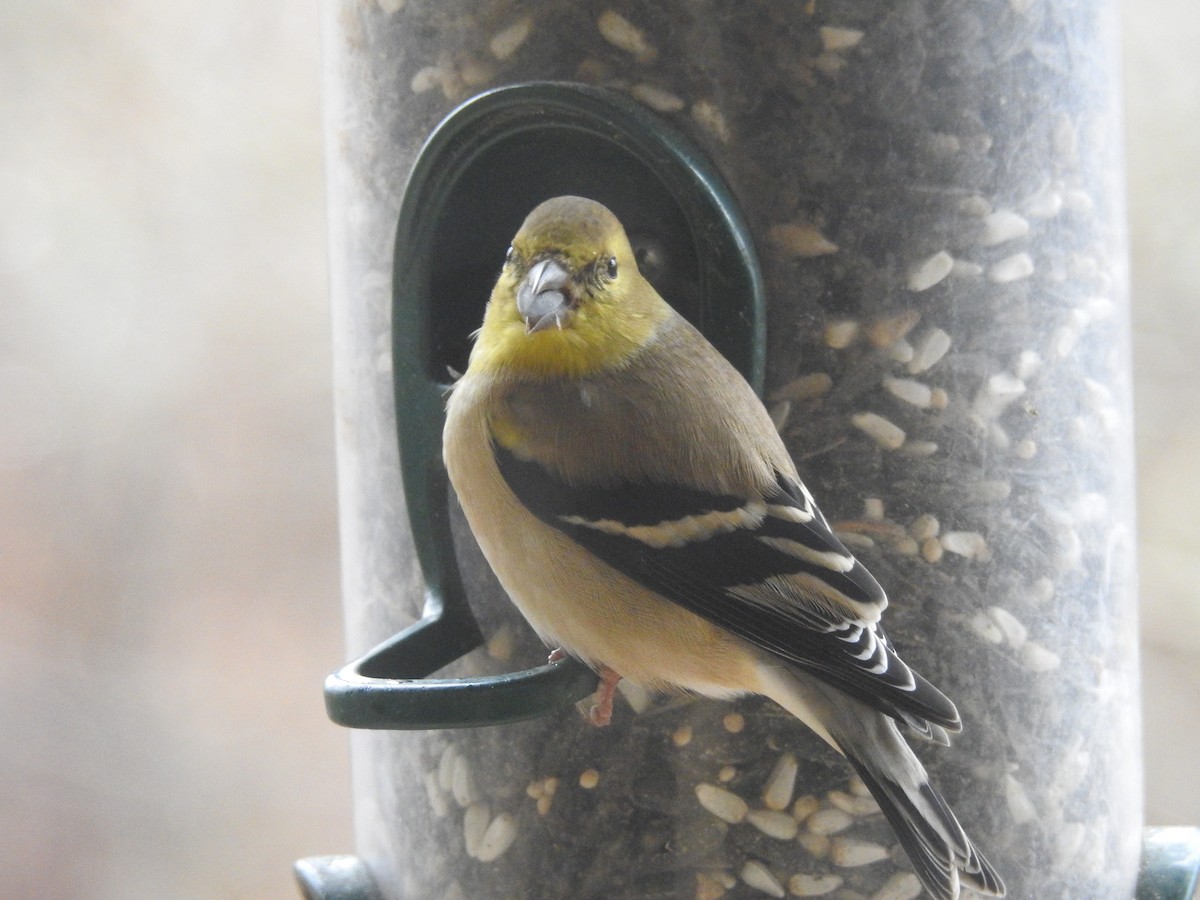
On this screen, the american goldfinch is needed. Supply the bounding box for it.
[443,196,1004,900]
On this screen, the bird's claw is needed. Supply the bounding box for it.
[579,666,621,728]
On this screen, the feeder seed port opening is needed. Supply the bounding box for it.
[322,81,765,731]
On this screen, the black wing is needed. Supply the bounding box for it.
[493,442,960,731]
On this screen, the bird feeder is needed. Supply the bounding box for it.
[299,2,1198,898]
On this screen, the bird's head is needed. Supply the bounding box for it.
[470,196,671,378]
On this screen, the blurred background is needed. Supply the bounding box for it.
[0,2,1195,898]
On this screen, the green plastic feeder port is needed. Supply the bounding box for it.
[322,81,764,731]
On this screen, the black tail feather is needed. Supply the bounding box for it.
[846,755,1005,900]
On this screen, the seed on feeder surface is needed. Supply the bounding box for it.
[883,376,932,409]
[1020,641,1062,672]
[1052,325,1078,358]
[968,480,1012,503]
[828,790,880,817]
[920,537,944,564]
[969,611,1004,644]
[987,606,1028,648]
[719,765,738,783]
[798,831,831,858]
[807,808,854,835]
[477,813,518,862]
[988,252,1035,283]
[830,837,890,867]
[1014,438,1037,459]
[771,222,839,258]
[763,752,799,810]
[771,400,792,433]
[697,783,749,823]
[771,372,833,403]
[950,258,984,278]
[871,872,922,900]
[724,712,746,733]
[787,873,844,896]
[458,57,497,87]
[632,83,686,113]
[575,57,609,83]
[812,51,847,78]
[673,725,694,747]
[851,412,905,450]
[906,250,953,291]
[741,860,786,898]
[824,320,860,349]
[837,532,874,550]
[1085,295,1117,320]
[691,99,732,143]
[526,777,558,816]
[866,310,920,348]
[439,68,467,102]
[991,372,1027,399]
[891,535,919,557]
[940,531,989,560]
[489,18,532,60]
[579,768,601,789]
[1014,349,1042,380]
[411,65,444,94]
[959,195,992,216]
[748,809,801,840]
[1005,773,1036,824]
[900,440,939,457]
[974,373,1025,419]
[1063,187,1094,213]
[597,10,658,62]
[486,625,515,662]
[906,328,951,374]
[885,338,914,364]
[1025,183,1064,219]
[376,0,404,12]
[792,794,820,822]
[979,209,1030,246]
[819,25,865,51]
[909,514,939,541]
[863,498,884,520]
[463,802,490,858]
[451,754,476,807]
[848,775,871,798]
[695,872,727,900]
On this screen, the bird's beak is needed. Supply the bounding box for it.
[516,258,573,334]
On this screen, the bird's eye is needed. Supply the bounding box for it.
[505,246,516,264]
[606,256,618,279]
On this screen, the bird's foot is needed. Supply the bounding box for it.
[583,666,621,727]
[547,647,568,664]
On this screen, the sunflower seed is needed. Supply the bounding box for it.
[740,860,786,897]
[906,251,954,291]
[763,752,799,810]
[697,782,749,823]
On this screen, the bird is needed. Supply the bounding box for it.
[442,195,1004,900]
